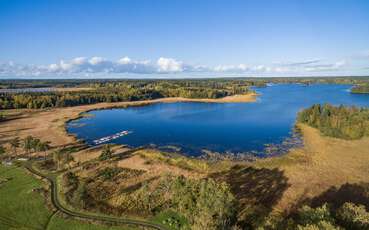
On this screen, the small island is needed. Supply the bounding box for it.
[351,84,369,94]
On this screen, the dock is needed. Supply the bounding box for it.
[93,130,132,145]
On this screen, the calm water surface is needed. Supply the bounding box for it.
[67,84,369,156]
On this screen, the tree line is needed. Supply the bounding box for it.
[0,80,254,109]
[0,136,50,159]
[298,104,369,139]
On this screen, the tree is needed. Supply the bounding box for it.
[99,144,114,161]
[53,149,63,170]
[37,141,51,160]
[31,138,41,152]
[9,137,20,155]
[23,136,34,156]
[63,152,75,169]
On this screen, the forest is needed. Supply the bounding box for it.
[0,79,254,109]
[297,104,369,139]
[1,77,369,109]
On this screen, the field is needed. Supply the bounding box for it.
[0,164,133,230]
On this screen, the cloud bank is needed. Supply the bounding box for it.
[0,56,357,77]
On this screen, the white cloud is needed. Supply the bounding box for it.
[72,57,88,65]
[89,56,106,65]
[0,56,358,77]
[157,57,183,72]
[214,64,249,72]
[118,56,131,64]
[252,65,271,72]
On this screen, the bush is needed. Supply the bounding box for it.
[336,202,369,230]
[298,204,334,225]
[98,167,122,180]
[296,220,341,230]
[99,144,113,161]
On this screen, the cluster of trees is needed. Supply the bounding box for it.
[351,84,369,94]
[23,136,50,157]
[162,176,236,229]
[117,175,236,229]
[297,104,369,139]
[0,136,51,161]
[0,79,254,109]
[53,149,74,170]
[286,202,369,230]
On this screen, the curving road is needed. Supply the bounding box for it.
[24,161,168,230]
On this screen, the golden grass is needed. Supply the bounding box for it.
[253,124,369,212]
[131,149,208,175]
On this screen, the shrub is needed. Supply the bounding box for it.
[99,144,113,161]
[98,167,122,180]
[336,202,369,230]
[294,204,343,229]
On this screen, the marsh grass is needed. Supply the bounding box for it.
[136,149,209,172]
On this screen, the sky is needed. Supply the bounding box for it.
[1,0,369,78]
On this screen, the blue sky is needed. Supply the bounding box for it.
[1,0,369,78]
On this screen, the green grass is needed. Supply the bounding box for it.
[151,210,189,230]
[0,164,51,229]
[0,164,135,230]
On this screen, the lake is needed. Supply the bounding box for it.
[67,84,369,157]
[0,87,56,93]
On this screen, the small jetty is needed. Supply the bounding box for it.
[93,130,132,145]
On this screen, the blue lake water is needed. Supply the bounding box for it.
[67,84,369,156]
